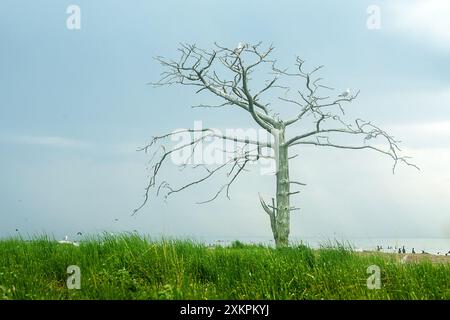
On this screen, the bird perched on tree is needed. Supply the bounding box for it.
[338,88,351,98]
[234,42,247,55]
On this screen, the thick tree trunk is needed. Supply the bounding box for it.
[259,128,291,248]
[273,129,290,247]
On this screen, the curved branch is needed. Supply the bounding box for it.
[290,140,419,173]
[134,128,269,214]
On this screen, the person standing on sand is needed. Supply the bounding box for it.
[402,246,406,254]
[398,248,401,254]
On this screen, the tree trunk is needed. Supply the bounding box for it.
[273,128,290,247]
[258,128,291,248]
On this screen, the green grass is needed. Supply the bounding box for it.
[0,234,448,300]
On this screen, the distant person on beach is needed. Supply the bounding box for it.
[412,248,415,254]
[398,248,402,254]
[402,246,406,254]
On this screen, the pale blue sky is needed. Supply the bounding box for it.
[1,0,449,241]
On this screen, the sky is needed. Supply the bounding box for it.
[1,0,449,242]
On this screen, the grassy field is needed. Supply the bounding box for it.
[0,234,448,300]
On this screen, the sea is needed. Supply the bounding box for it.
[192,236,450,255]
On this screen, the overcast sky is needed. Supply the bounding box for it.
[1,0,449,241]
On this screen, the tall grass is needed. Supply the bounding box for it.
[0,234,448,300]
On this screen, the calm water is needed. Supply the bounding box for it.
[193,236,450,255]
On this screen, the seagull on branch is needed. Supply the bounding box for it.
[234,42,247,54]
[338,88,351,98]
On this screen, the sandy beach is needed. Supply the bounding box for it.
[361,251,450,264]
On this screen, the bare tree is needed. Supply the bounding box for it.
[135,42,417,247]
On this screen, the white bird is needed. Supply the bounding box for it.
[234,42,246,54]
[338,88,351,98]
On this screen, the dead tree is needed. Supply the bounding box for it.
[135,43,417,247]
